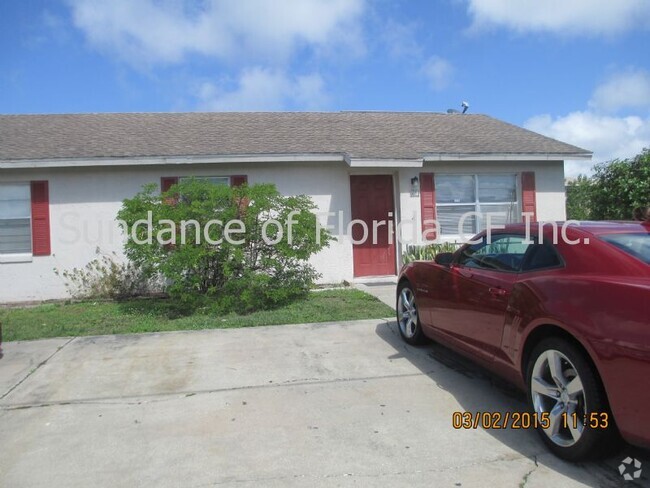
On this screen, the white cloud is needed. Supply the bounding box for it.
[380,20,454,93]
[525,112,650,176]
[588,70,650,113]
[466,0,650,36]
[197,67,329,111]
[524,68,650,177]
[67,0,365,66]
[421,56,454,91]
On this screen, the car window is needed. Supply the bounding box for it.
[458,235,532,272]
[599,233,650,264]
[521,242,563,271]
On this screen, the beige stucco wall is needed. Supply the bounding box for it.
[0,162,356,302]
[0,160,566,302]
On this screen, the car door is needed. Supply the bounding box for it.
[413,259,456,327]
[432,234,532,360]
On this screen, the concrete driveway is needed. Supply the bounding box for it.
[0,320,648,487]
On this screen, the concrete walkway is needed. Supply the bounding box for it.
[353,280,397,309]
[0,321,647,487]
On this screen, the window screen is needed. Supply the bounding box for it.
[435,174,518,236]
[0,183,32,254]
[181,176,230,186]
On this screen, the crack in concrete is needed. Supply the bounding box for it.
[0,369,438,411]
[519,455,538,488]
[0,336,76,401]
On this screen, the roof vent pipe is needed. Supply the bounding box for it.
[447,101,470,114]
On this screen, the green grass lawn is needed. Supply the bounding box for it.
[0,289,394,342]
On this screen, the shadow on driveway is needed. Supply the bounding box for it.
[375,320,650,488]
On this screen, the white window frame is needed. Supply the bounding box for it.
[0,182,33,262]
[435,173,520,238]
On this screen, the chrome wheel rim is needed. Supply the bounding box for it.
[531,349,586,447]
[398,288,418,339]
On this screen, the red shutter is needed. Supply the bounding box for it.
[230,175,248,187]
[521,172,537,222]
[161,177,179,193]
[30,181,51,256]
[230,175,249,216]
[420,173,437,241]
[161,176,179,206]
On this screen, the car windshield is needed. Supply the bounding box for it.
[599,232,650,264]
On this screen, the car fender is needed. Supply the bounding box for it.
[504,278,604,386]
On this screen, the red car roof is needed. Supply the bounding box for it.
[500,221,650,236]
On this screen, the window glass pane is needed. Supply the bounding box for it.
[436,175,475,203]
[476,235,530,256]
[477,203,519,230]
[600,233,650,264]
[181,176,229,186]
[0,199,31,219]
[204,177,229,186]
[0,184,31,219]
[459,235,530,271]
[523,243,562,271]
[0,219,32,254]
[478,174,516,203]
[0,184,30,202]
[0,184,31,254]
[437,205,476,236]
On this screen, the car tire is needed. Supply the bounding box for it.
[526,337,621,461]
[396,282,428,346]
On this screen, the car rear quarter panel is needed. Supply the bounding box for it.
[508,273,650,448]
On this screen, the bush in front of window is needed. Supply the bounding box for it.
[116,178,333,313]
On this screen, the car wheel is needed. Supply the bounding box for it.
[396,282,428,345]
[527,337,620,461]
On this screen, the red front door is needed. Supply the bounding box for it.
[350,175,396,277]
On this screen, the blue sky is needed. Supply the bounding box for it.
[1,0,649,176]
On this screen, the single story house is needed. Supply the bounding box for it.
[0,112,591,303]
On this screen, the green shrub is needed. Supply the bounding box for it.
[565,175,593,220]
[402,242,460,265]
[116,179,332,312]
[590,148,650,220]
[565,148,650,221]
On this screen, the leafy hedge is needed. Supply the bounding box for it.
[116,179,332,312]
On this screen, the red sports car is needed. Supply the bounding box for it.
[397,221,650,461]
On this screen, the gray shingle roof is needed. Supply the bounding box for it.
[0,112,590,162]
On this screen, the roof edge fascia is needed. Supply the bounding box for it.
[0,153,348,169]
[347,158,423,168]
[424,152,593,161]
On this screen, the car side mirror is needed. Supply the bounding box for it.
[434,252,454,266]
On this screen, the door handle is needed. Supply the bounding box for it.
[489,287,508,297]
